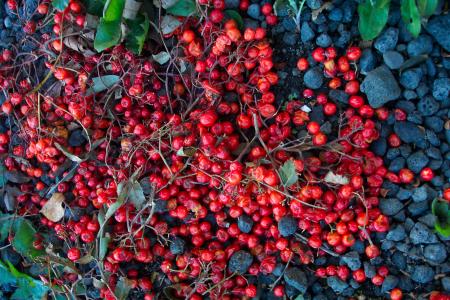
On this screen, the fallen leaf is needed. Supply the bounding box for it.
[40,193,65,222]
[324,171,349,185]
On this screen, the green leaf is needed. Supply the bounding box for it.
[99,234,110,261]
[295,295,305,300]
[358,0,390,41]
[125,13,150,55]
[114,277,132,300]
[82,0,107,16]
[89,75,120,94]
[224,10,244,30]
[52,0,69,10]
[401,0,421,38]
[129,180,146,209]
[431,198,450,237]
[94,19,122,52]
[417,0,438,17]
[166,0,196,16]
[279,160,298,187]
[103,0,126,21]
[12,219,44,258]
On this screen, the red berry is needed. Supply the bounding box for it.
[67,248,81,261]
[346,46,362,61]
[365,244,380,259]
[297,57,309,71]
[420,167,434,181]
[390,288,403,300]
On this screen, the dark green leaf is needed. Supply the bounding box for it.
[401,0,421,38]
[114,277,132,300]
[52,0,69,10]
[166,0,196,16]
[103,0,126,21]
[125,13,150,55]
[287,0,298,12]
[12,219,44,258]
[431,198,450,237]
[295,295,305,300]
[224,10,244,30]
[279,160,298,187]
[94,19,122,52]
[417,0,438,17]
[82,0,107,16]
[0,262,16,285]
[431,198,449,221]
[358,0,390,40]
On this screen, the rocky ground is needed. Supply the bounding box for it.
[232,0,450,298]
[1,0,449,299]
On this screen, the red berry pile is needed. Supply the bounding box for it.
[0,0,421,299]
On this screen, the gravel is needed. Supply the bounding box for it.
[360,66,401,108]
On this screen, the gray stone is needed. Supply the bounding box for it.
[409,222,438,245]
[381,275,399,293]
[383,51,404,69]
[379,198,404,216]
[386,225,406,241]
[433,78,450,101]
[374,27,399,53]
[278,216,298,237]
[361,66,401,108]
[407,35,433,56]
[407,151,429,174]
[228,250,253,274]
[284,267,307,293]
[399,68,423,90]
[425,14,450,52]
[340,251,361,271]
[327,276,348,293]
[423,243,447,264]
[301,22,315,43]
[304,67,324,89]
[411,265,435,283]
[247,4,260,19]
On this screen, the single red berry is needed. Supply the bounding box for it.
[420,167,434,181]
[67,248,81,261]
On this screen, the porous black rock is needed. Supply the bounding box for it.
[379,198,404,216]
[374,27,399,53]
[284,267,307,293]
[425,14,450,52]
[170,238,185,255]
[304,67,324,89]
[326,276,348,293]
[238,215,253,233]
[406,151,429,174]
[423,243,447,264]
[278,216,298,237]
[228,250,253,274]
[340,251,361,271]
[361,66,401,108]
[411,265,435,284]
[409,222,438,244]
